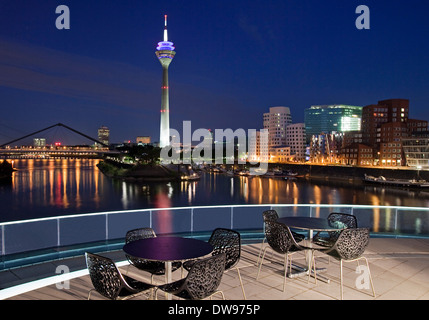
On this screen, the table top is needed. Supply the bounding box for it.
[123,236,213,262]
[277,216,345,232]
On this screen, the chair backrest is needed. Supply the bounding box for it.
[328,213,358,229]
[125,227,156,244]
[85,252,123,300]
[264,220,296,254]
[329,228,370,260]
[209,228,241,270]
[263,210,279,222]
[327,213,358,239]
[184,253,226,300]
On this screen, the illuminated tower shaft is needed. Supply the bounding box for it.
[156,15,176,148]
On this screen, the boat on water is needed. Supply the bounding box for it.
[363,174,429,188]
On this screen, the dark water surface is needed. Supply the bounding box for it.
[1,159,429,223]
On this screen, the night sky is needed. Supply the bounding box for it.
[0,0,428,145]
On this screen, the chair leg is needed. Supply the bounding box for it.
[209,290,225,300]
[340,260,344,300]
[87,289,95,300]
[307,250,317,284]
[362,257,376,298]
[256,247,270,280]
[283,254,289,292]
[235,267,247,300]
[256,238,266,265]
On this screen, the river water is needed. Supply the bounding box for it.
[1,158,429,223]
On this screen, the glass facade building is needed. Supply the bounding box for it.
[304,105,362,142]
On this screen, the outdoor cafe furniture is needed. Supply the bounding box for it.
[122,235,213,299]
[155,253,226,300]
[182,228,247,299]
[124,227,182,284]
[257,210,305,265]
[317,227,376,300]
[256,220,309,292]
[312,212,358,247]
[85,252,155,300]
[276,216,348,283]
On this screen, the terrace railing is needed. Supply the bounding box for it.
[1,204,429,259]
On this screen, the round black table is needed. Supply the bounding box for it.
[123,236,213,298]
[277,216,345,233]
[123,236,213,262]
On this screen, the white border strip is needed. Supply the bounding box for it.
[0,261,128,300]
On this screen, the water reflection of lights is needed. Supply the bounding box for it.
[9,159,103,211]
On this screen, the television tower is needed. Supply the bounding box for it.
[156,15,176,148]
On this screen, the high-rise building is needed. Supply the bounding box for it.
[286,123,306,161]
[304,105,362,142]
[97,126,110,146]
[248,130,269,163]
[156,15,176,148]
[263,106,292,148]
[361,99,409,149]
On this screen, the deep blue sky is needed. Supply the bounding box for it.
[0,0,428,145]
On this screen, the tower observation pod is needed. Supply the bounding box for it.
[156,15,176,148]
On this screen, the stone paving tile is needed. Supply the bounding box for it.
[3,238,429,300]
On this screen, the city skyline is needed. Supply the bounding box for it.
[0,1,428,144]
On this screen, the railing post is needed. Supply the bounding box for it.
[105,214,109,241]
[394,208,398,235]
[231,207,234,229]
[1,225,5,256]
[191,208,194,232]
[57,218,60,247]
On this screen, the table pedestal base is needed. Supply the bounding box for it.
[288,263,330,283]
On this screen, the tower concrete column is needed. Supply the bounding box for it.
[156,15,176,148]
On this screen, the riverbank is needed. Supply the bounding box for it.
[96,160,181,181]
[265,163,427,184]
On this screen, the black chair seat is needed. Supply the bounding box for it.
[85,252,155,300]
[156,253,226,300]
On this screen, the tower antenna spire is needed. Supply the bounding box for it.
[164,15,168,41]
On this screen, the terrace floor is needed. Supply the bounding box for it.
[2,238,429,300]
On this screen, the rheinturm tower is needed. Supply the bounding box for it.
[156,15,176,148]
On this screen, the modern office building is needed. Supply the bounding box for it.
[97,126,110,146]
[286,123,306,161]
[309,132,344,164]
[248,130,269,163]
[156,15,176,148]
[403,132,429,169]
[304,105,362,142]
[263,106,292,148]
[361,99,409,149]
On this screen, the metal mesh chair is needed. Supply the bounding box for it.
[318,228,376,300]
[125,227,182,283]
[257,220,308,292]
[156,253,226,300]
[257,210,305,265]
[183,228,246,299]
[313,212,358,247]
[85,252,155,300]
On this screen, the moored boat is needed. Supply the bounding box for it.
[363,174,429,188]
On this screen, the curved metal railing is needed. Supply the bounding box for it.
[1,203,429,259]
